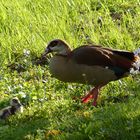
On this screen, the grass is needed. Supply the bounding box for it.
[0,0,140,139]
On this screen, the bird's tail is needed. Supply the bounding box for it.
[130,48,140,74]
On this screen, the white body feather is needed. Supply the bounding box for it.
[130,48,140,74]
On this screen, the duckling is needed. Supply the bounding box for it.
[0,97,23,119]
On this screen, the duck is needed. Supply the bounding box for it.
[41,39,140,106]
[0,97,23,119]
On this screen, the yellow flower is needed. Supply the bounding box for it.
[83,111,90,117]
[45,130,61,138]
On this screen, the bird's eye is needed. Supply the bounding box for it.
[12,99,18,103]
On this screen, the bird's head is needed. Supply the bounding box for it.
[10,97,22,107]
[42,39,71,57]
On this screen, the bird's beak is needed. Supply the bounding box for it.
[41,47,52,57]
[18,103,22,107]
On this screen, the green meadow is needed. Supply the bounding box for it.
[0,0,140,139]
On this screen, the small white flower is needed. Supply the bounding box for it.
[23,49,30,56]
[134,48,140,56]
[18,91,26,98]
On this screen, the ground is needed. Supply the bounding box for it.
[0,0,140,139]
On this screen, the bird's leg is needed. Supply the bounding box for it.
[81,88,96,103]
[92,85,102,106]
[82,84,106,106]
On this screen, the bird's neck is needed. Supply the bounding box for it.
[10,106,17,114]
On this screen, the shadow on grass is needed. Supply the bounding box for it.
[0,113,50,140]
[1,99,140,140]
[7,51,49,73]
[60,100,140,140]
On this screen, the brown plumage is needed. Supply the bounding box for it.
[41,39,140,106]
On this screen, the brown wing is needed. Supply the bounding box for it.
[70,46,135,70]
[70,46,114,66]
